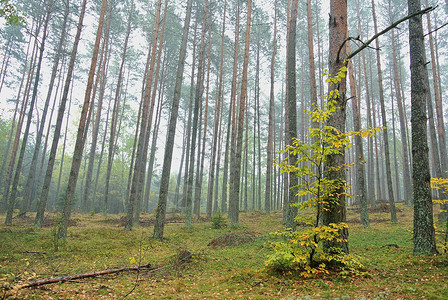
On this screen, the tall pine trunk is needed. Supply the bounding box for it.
[57,0,108,239]
[408,0,437,255]
[153,0,193,240]
[34,0,88,228]
[371,0,397,223]
[265,1,277,216]
[323,0,348,254]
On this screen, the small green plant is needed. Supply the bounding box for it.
[51,215,65,252]
[211,212,227,229]
[265,66,375,278]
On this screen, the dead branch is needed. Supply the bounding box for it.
[425,22,448,37]
[337,6,435,63]
[1,263,154,291]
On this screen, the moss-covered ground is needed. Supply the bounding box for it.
[0,203,447,299]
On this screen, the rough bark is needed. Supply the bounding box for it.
[408,0,437,255]
[284,0,299,230]
[322,0,349,254]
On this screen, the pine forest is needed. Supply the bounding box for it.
[0,0,447,298]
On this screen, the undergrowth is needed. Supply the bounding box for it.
[0,206,447,299]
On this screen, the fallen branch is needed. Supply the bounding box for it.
[1,263,154,291]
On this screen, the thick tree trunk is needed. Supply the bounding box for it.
[284,0,299,230]
[408,0,437,255]
[322,0,348,254]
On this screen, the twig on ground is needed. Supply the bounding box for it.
[0,263,154,291]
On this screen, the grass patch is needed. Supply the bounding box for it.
[0,204,447,299]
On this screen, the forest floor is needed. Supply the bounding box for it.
[0,203,447,299]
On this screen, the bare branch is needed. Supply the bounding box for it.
[425,21,448,37]
[337,6,435,62]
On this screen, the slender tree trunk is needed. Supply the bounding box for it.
[5,0,54,224]
[356,0,375,206]
[34,0,88,228]
[0,31,31,212]
[103,3,134,214]
[229,0,251,227]
[347,40,369,228]
[227,0,241,219]
[20,0,69,215]
[425,0,448,220]
[153,0,193,240]
[206,0,226,218]
[408,0,437,255]
[134,0,168,225]
[194,9,212,219]
[174,113,187,211]
[388,1,412,206]
[371,0,397,223]
[126,0,162,230]
[265,1,277,216]
[81,1,112,213]
[185,0,208,228]
[244,105,249,211]
[214,115,223,212]
[143,72,165,212]
[56,0,108,239]
[181,19,198,212]
[1,24,38,213]
[92,99,111,211]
